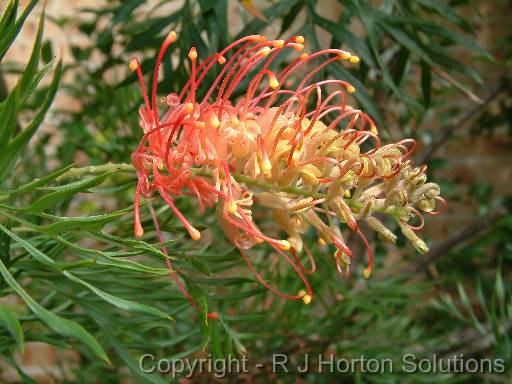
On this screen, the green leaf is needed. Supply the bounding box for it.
[19,60,55,106]
[16,173,109,212]
[0,89,18,147]
[0,164,75,196]
[0,303,24,352]
[0,60,62,182]
[209,316,223,358]
[416,0,473,32]
[62,271,173,321]
[51,233,168,276]
[314,14,376,68]
[0,223,170,320]
[16,4,44,104]
[0,257,110,364]
[0,1,19,37]
[392,47,410,87]
[78,300,168,384]
[328,63,384,127]
[190,257,212,276]
[377,21,433,65]
[35,205,133,234]
[210,287,266,301]
[279,0,302,35]
[41,40,53,63]
[219,317,246,355]
[457,282,485,334]
[0,224,57,269]
[0,0,38,61]
[495,270,505,307]
[183,275,210,349]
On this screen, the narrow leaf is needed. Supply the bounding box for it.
[0,303,24,352]
[0,257,110,364]
[17,173,109,212]
[0,61,62,181]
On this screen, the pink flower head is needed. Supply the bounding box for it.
[130,32,445,306]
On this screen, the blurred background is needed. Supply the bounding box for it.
[0,0,511,382]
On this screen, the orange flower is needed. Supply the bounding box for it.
[130,33,445,306]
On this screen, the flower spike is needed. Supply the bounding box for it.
[130,33,444,308]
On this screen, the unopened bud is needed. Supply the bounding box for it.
[366,217,397,243]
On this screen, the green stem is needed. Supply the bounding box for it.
[51,163,400,218]
[55,163,136,181]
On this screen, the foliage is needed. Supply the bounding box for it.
[0,0,510,383]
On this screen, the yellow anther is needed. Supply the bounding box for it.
[197,122,206,129]
[370,123,378,135]
[188,47,197,61]
[299,53,309,61]
[260,158,272,174]
[273,39,285,48]
[363,267,372,279]
[218,55,226,64]
[210,114,220,128]
[318,237,326,246]
[254,236,264,244]
[345,105,354,111]
[227,201,237,214]
[344,189,351,198]
[129,58,138,71]
[190,228,201,241]
[349,55,360,64]
[339,51,351,60]
[184,103,194,114]
[269,76,279,89]
[298,289,307,297]
[293,44,304,51]
[230,116,240,126]
[278,239,291,251]
[347,85,356,94]
[295,36,305,44]
[166,31,177,42]
[302,294,312,305]
[301,172,319,185]
[260,47,271,57]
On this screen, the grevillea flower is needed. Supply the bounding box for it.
[130,32,445,307]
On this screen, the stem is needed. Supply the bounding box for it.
[49,162,401,218]
[194,169,401,217]
[55,163,136,181]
